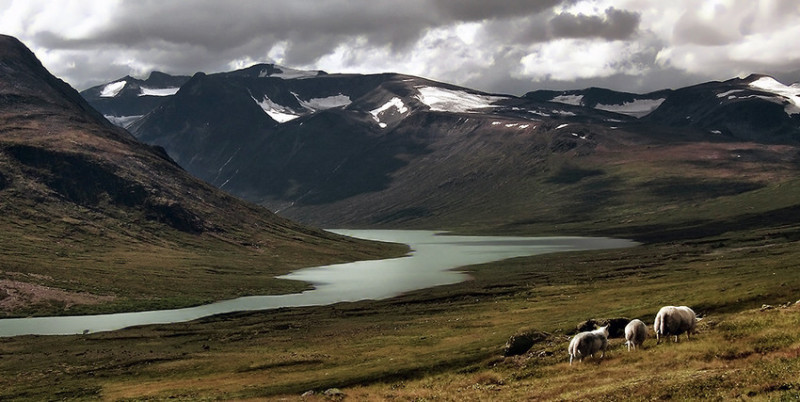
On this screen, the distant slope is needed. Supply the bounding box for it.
[524,87,672,118]
[0,34,403,316]
[81,71,191,127]
[642,74,800,143]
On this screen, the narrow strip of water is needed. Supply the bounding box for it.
[0,230,636,337]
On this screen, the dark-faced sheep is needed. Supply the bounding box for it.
[624,319,647,351]
[568,325,609,365]
[654,306,697,344]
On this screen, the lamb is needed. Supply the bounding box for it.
[568,325,609,365]
[653,306,697,344]
[624,319,647,351]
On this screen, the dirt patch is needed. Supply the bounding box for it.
[0,279,115,312]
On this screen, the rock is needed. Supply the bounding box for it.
[301,390,315,398]
[503,329,549,356]
[323,388,344,398]
[575,319,599,334]
[761,304,774,311]
[604,318,631,339]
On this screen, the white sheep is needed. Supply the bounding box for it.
[624,319,647,351]
[653,306,697,344]
[568,325,609,365]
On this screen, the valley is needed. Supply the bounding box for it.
[2,31,800,400]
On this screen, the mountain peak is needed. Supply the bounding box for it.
[228,63,326,79]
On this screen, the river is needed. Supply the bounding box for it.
[0,230,636,337]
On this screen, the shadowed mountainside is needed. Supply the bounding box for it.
[0,34,404,316]
[95,63,800,233]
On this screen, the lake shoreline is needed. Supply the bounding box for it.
[0,230,636,337]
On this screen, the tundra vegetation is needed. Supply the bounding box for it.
[2,210,800,400]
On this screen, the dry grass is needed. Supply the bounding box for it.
[2,225,800,401]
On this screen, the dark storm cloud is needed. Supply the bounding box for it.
[672,13,732,46]
[5,0,799,96]
[550,7,640,40]
[481,14,551,45]
[18,0,580,89]
[430,0,564,21]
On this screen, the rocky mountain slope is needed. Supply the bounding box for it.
[0,34,401,316]
[86,58,800,233]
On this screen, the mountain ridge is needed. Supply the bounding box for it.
[82,51,800,232]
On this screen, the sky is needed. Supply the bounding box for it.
[2,0,799,95]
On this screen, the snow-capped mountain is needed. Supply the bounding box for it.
[642,74,800,142]
[126,66,525,208]
[81,71,191,127]
[83,63,800,228]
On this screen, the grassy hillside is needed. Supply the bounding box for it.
[0,195,407,317]
[1,211,799,399]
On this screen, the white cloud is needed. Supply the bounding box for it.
[518,38,651,81]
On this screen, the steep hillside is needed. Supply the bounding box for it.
[0,35,404,317]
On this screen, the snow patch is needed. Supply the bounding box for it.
[519,124,530,129]
[505,123,518,128]
[296,93,351,110]
[370,97,408,117]
[711,130,722,134]
[139,86,180,96]
[251,95,300,123]
[556,123,569,130]
[717,89,744,98]
[104,115,142,128]
[415,86,505,113]
[370,97,409,127]
[99,81,126,97]
[749,76,800,115]
[492,121,502,125]
[552,110,576,117]
[551,94,583,106]
[595,98,665,118]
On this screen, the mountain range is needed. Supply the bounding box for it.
[82,62,800,231]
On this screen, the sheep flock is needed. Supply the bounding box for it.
[568,305,698,365]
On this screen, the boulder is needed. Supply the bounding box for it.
[323,388,344,399]
[503,329,549,356]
